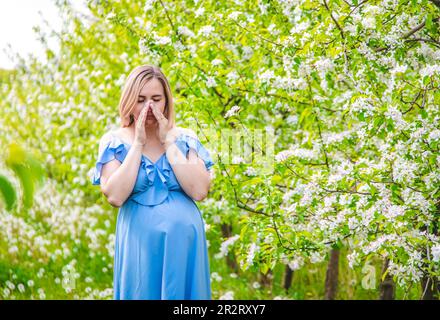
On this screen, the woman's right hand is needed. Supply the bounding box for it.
[133,102,149,146]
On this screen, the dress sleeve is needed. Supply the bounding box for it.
[90,133,127,185]
[174,129,215,172]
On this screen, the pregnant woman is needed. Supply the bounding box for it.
[91,65,215,300]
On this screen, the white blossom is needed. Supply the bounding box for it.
[259,69,275,84]
[225,105,240,118]
[211,58,223,66]
[219,290,234,300]
[198,25,215,37]
[275,149,294,162]
[246,243,259,267]
[228,11,241,20]
[154,35,171,45]
[420,64,440,78]
[177,26,195,38]
[194,7,205,17]
[432,244,440,262]
[205,76,217,88]
[214,235,239,259]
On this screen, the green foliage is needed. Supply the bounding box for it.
[0,143,45,211]
[0,175,17,211]
[0,0,438,299]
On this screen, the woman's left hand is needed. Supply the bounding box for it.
[149,102,179,147]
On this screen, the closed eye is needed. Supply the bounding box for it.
[138,98,161,103]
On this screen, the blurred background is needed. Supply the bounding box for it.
[0,0,439,300]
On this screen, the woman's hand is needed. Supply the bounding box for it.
[163,127,180,149]
[149,102,178,147]
[133,102,148,146]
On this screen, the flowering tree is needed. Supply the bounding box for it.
[0,0,438,299]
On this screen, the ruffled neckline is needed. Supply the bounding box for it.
[110,132,166,166]
[92,129,214,206]
[106,133,172,206]
[92,132,214,206]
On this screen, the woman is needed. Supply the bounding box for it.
[90,65,215,300]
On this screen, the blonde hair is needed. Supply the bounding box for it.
[118,65,175,128]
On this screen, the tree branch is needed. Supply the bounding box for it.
[323,0,345,39]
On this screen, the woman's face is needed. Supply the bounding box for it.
[133,78,166,126]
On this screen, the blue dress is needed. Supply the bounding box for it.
[90,130,215,300]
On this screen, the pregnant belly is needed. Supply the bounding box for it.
[118,190,205,237]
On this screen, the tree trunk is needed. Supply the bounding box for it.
[283,264,294,293]
[420,203,439,300]
[220,223,239,273]
[324,248,340,300]
[259,269,273,288]
[421,276,439,300]
[379,258,395,300]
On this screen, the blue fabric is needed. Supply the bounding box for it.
[90,132,215,299]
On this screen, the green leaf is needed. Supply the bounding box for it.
[260,262,269,275]
[5,143,46,211]
[10,163,34,209]
[299,107,311,125]
[0,175,17,211]
[423,75,430,86]
[241,176,262,187]
[25,156,46,189]
[369,183,377,196]
[240,224,248,239]
[426,14,432,29]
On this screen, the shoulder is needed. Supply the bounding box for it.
[99,127,128,145]
[97,130,116,154]
[175,126,198,139]
[99,131,114,145]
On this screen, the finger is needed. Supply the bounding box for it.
[137,105,147,128]
[150,102,159,120]
[143,102,149,115]
[144,102,151,118]
[151,103,166,124]
[136,104,147,122]
[141,105,148,124]
[137,107,144,124]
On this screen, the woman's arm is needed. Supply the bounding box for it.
[165,131,212,201]
[148,102,213,201]
[100,105,149,207]
[99,134,144,207]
